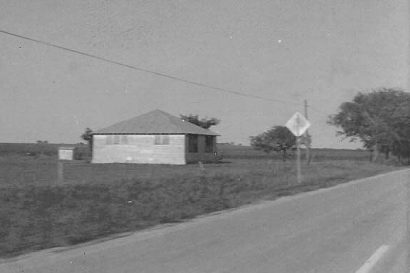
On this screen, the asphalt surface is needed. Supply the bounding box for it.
[1,169,409,273]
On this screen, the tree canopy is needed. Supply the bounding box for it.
[180,114,220,129]
[81,128,93,141]
[250,126,296,161]
[328,88,410,163]
[81,128,93,152]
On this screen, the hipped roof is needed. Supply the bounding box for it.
[93,109,219,136]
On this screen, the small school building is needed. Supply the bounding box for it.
[91,109,219,165]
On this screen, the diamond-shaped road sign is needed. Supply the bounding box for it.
[285,112,311,137]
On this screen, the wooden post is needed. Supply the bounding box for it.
[57,161,64,184]
[296,137,302,184]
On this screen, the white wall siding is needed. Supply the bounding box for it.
[92,134,186,164]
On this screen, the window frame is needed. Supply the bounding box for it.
[113,135,121,144]
[121,135,128,145]
[154,135,170,145]
[188,134,198,153]
[106,135,128,145]
[205,135,214,153]
[106,135,113,145]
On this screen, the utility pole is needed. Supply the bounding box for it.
[304,99,312,164]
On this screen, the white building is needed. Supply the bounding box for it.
[91,110,219,164]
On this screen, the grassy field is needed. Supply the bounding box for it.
[0,143,400,258]
[217,143,371,161]
[0,143,373,188]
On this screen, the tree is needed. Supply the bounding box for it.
[180,114,220,129]
[389,95,410,163]
[250,126,296,161]
[328,88,410,163]
[81,128,93,152]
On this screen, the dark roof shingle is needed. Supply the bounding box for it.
[93,109,219,136]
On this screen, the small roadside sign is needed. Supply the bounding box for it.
[285,112,311,137]
[285,112,311,184]
[58,147,74,160]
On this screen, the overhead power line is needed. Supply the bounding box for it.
[0,29,301,106]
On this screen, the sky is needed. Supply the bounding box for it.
[0,0,408,148]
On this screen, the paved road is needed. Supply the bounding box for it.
[1,170,409,273]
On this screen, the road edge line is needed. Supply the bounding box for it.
[355,245,390,273]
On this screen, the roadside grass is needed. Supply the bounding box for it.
[0,158,399,258]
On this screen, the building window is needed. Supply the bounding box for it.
[121,135,128,144]
[154,135,170,145]
[113,135,120,144]
[205,136,214,153]
[106,135,113,145]
[188,135,198,153]
[106,135,128,145]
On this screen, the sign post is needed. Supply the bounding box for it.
[285,112,311,184]
[57,161,64,184]
[296,137,301,183]
[57,147,74,184]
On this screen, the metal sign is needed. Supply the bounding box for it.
[285,112,311,137]
[58,147,74,160]
[285,112,311,184]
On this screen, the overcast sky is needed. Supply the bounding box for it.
[0,0,408,148]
